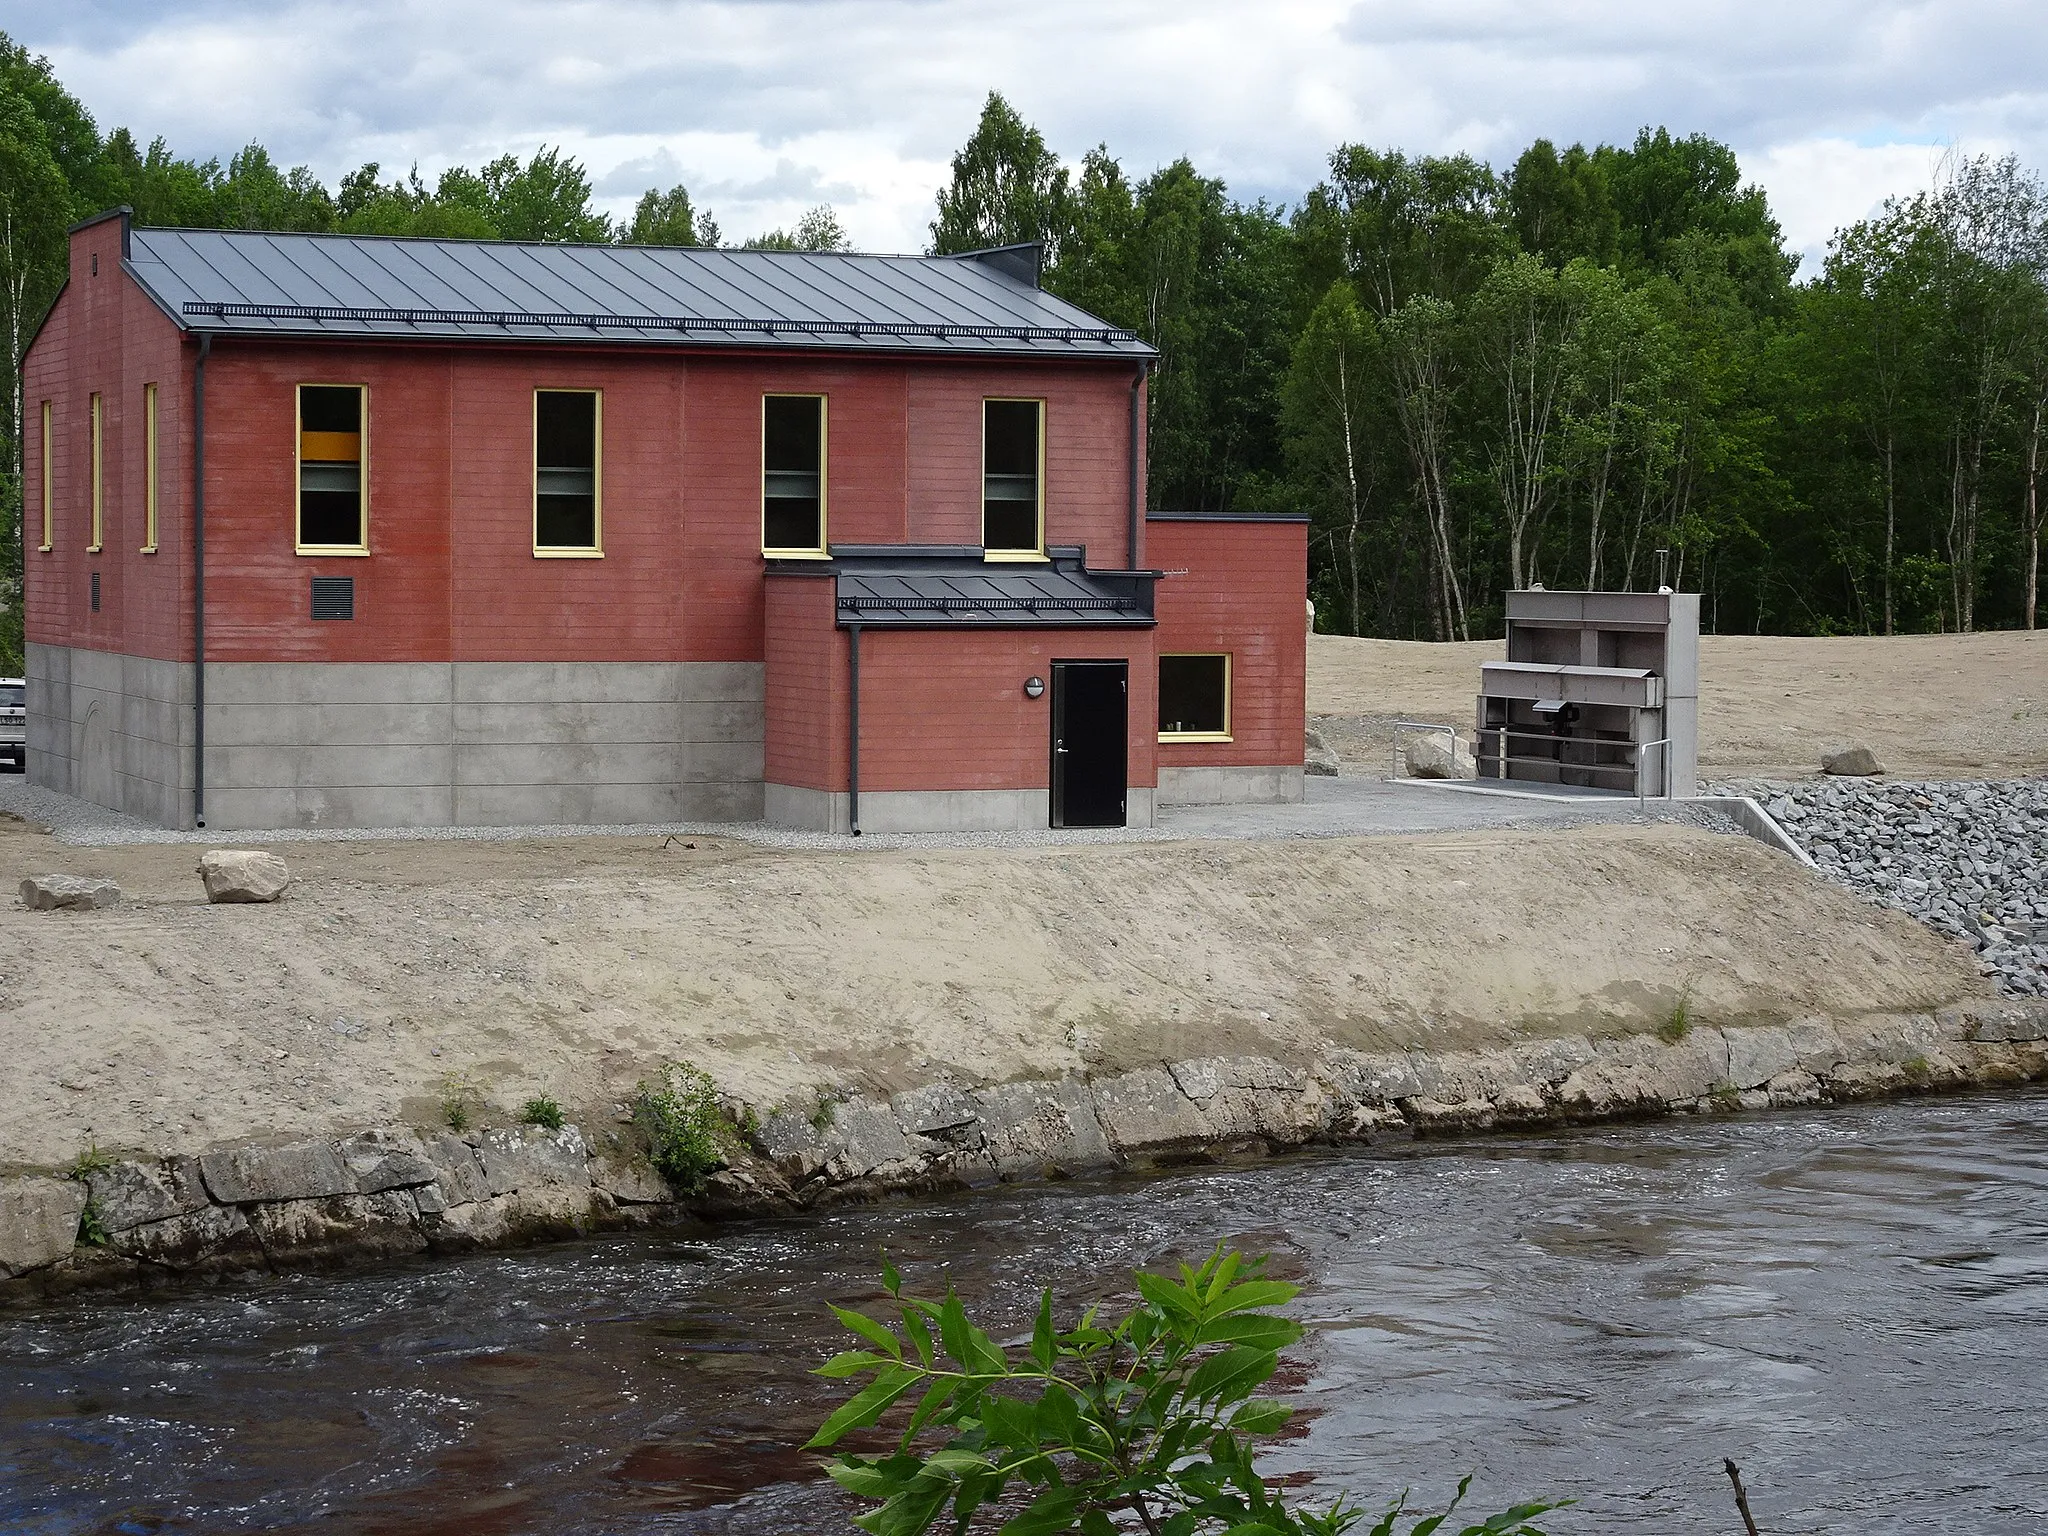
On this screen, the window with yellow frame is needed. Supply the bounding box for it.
[87,392,103,553]
[762,394,826,555]
[534,389,602,555]
[1157,653,1232,742]
[982,397,1045,558]
[141,382,159,553]
[38,400,52,552]
[297,383,368,553]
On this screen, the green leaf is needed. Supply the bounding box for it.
[904,1378,961,1439]
[902,1302,936,1367]
[1186,1345,1279,1406]
[818,1348,891,1378]
[1135,1270,1202,1326]
[882,1253,902,1297]
[1030,1290,1056,1369]
[1228,1399,1294,1435]
[1209,1279,1300,1317]
[1196,1313,1304,1350]
[833,1303,906,1360]
[1204,1247,1243,1302]
[1220,1524,1290,1536]
[852,1476,952,1536]
[922,1446,997,1480]
[1033,1383,1082,1443]
[997,1484,1081,1536]
[981,1393,1041,1453]
[826,1458,917,1498]
[938,1291,976,1366]
[807,1364,921,1449]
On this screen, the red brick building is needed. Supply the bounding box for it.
[22,210,1304,832]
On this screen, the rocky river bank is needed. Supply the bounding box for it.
[6,999,2044,1300]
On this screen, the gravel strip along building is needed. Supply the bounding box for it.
[23,211,1304,833]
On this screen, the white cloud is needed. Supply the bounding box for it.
[1748,139,1970,272]
[9,0,2047,257]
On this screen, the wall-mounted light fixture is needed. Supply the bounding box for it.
[1023,675,1045,699]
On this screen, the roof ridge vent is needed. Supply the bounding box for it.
[950,242,1043,288]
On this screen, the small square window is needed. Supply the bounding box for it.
[298,384,366,551]
[535,390,601,553]
[763,395,825,554]
[1158,654,1231,740]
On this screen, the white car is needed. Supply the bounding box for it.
[1,677,22,772]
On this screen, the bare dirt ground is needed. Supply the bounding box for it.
[0,812,1989,1170]
[1309,629,2048,780]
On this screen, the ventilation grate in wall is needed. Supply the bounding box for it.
[310,576,355,621]
[90,571,100,613]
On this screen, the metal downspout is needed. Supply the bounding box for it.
[193,333,210,829]
[1127,363,1144,569]
[847,622,862,836]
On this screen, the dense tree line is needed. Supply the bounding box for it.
[927,96,2047,640]
[4,43,2045,672]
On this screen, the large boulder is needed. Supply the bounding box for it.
[1404,730,1476,780]
[83,1157,212,1233]
[198,850,292,903]
[474,1125,592,1196]
[1820,745,1884,777]
[198,1139,355,1203]
[1304,726,1340,777]
[0,1176,87,1277]
[19,875,121,911]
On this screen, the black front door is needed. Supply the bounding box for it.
[1051,661,1127,828]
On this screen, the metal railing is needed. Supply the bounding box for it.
[1463,724,1675,804]
[1389,720,1465,779]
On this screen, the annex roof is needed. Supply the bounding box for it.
[122,223,1153,360]
[809,546,1157,629]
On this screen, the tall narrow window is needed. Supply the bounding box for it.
[38,401,52,551]
[88,393,103,552]
[141,383,159,552]
[982,398,1043,556]
[297,384,367,551]
[762,394,826,554]
[534,389,601,554]
[1158,653,1231,741]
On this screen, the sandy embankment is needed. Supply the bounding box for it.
[0,815,1992,1171]
[1308,628,2048,780]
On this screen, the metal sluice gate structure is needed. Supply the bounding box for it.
[1475,589,1700,800]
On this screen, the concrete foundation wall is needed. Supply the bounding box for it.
[767,782,1156,834]
[1156,764,1305,807]
[29,647,765,829]
[27,642,195,828]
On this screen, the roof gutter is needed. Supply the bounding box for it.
[192,332,209,828]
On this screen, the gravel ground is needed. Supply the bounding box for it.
[0,771,1735,854]
[1717,776,2048,998]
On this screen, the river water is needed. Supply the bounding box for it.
[5,1092,2046,1535]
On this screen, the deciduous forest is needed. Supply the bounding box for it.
[4,38,2045,673]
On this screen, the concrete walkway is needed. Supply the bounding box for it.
[2,768,1692,852]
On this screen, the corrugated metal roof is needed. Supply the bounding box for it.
[125,226,1153,359]
[818,547,1156,628]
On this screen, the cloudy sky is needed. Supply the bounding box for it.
[9,1,2044,271]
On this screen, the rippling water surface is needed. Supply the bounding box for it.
[5,1092,2046,1534]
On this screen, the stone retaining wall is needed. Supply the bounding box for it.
[7,1001,2045,1300]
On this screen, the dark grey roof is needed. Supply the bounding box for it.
[817,547,1156,628]
[125,226,1152,359]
